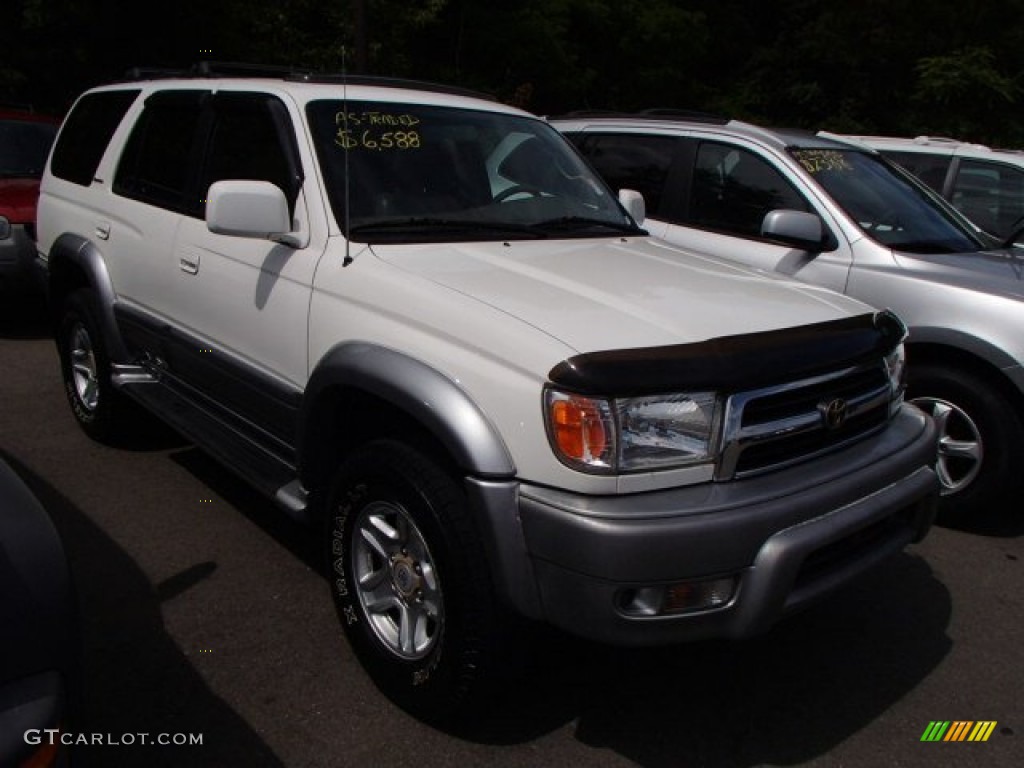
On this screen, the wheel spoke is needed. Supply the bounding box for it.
[935,458,957,490]
[357,565,388,591]
[396,604,416,655]
[364,592,401,616]
[82,378,98,404]
[930,401,953,432]
[938,436,981,462]
[360,517,398,559]
[419,561,438,592]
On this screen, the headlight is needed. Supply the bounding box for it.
[884,342,906,415]
[545,389,721,473]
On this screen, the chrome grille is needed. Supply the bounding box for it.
[716,363,892,480]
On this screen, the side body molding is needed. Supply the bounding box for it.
[46,233,129,361]
[299,342,517,481]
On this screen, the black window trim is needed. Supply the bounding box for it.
[112,88,305,219]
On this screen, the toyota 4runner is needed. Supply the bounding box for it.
[36,67,937,721]
[553,112,1023,526]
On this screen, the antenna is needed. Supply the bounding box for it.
[342,46,354,267]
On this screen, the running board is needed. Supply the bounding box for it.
[119,379,310,522]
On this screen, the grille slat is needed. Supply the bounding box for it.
[717,364,893,480]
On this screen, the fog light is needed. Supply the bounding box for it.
[619,576,738,617]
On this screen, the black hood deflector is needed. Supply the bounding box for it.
[548,310,905,395]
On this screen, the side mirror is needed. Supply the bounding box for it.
[761,209,828,251]
[206,180,296,244]
[618,189,646,226]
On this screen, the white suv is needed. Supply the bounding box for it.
[553,112,1024,525]
[835,134,1024,243]
[36,69,937,722]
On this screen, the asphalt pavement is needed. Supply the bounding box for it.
[1,292,1020,768]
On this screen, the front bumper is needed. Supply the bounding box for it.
[0,225,44,292]
[487,404,937,645]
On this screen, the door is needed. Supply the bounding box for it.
[167,91,325,441]
[658,139,853,293]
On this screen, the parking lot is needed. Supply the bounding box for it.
[1,294,1021,768]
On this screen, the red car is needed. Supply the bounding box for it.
[1,108,61,294]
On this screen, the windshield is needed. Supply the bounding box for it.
[0,119,58,178]
[306,100,639,243]
[789,147,994,253]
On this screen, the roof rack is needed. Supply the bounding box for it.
[122,62,315,81]
[118,61,496,101]
[549,108,729,125]
[292,73,496,101]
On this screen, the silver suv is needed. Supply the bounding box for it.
[553,112,1024,525]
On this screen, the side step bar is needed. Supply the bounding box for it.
[116,370,310,522]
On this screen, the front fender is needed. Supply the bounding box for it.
[299,342,516,481]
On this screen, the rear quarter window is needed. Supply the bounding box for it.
[50,90,140,186]
[573,133,679,216]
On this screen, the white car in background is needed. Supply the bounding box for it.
[835,134,1024,244]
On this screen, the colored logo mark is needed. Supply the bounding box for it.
[921,721,997,742]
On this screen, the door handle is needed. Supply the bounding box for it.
[179,255,200,274]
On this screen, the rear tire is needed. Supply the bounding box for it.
[908,362,1023,525]
[56,289,132,442]
[325,440,511,725]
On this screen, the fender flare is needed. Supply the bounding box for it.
[47,233,129,362]
[907,325,1022,377]
[299,342,517,480]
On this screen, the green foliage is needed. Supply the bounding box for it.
[6,0,1024,144]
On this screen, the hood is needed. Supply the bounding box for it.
[375,236,874,354]
[895,247,1024,301]
[0,178,41,223]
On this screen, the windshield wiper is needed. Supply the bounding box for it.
[348,217,547,238]
[531,216,646,235]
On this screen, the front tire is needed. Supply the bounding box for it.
[325,440,508,724]
[908,363,1024,525]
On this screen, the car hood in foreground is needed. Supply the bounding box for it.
[376,235,876,354]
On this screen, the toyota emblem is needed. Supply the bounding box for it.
[819,398,848,430]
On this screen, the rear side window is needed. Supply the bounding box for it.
[573,133,679,216]
[952,159,1024,239]
[50,90,139,186]
[113,91,206,212]
[690,142,809,238]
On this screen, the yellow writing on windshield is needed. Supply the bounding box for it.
[335,110,422,151]
[793,149,853,174]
